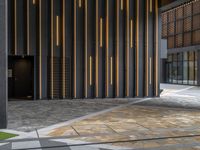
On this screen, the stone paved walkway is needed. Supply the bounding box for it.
[35,103,200,149]
[8,99,135,132]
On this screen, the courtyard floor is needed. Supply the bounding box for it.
[1,84,200,149]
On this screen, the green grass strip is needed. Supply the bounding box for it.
[0,132,17,140]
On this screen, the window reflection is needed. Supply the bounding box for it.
[166,51,197,85]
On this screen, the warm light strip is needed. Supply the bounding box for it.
[146,0,149,96]
[100,18,103,47]
[106,0,109,97]
[90,56,92,86]
[150,57,152,85]
[14,0,17,55]
[79,0,81,8]
[74,0,77,98]
[62,0,66,98]
[150,0,152,12]
[85,0,88,97]
[95,0,99,97]
[27,0,30,55]
[110,57,113,85]
[56,16,60,46]
[39,0,42,99]
[33,0,36,5]
[51,0,54,98]
[126,0,129,97]
[116,0,119,97]
[130,20,133,48]
[121,0,123,10]
[155,0,159,96]
[136,0,139,96]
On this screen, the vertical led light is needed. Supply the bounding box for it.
[33,0,36,5]
[150,0,153,13]
[146,0,149,96]
[130,20,133,48]
[39,0,42,99]
[110,57,113,85]
[85,0,88,97]
[106,0,109,97]
[74,0,77,98]
[150,57,152,85]
[95,0,99,97]
[121,0,123,10]
[56,16,60,46]
[116,0,119,97]
[14,0,17,55]
[126,0,129,97]
[51,0,54,99]
[136,0,139,96]
[62,0,66,98]
[100,18,103,47]
[90,56,92,86]
[79,0,81,8]
[27,0,30,55]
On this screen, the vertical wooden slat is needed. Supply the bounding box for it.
[136,0,139,96]
[116,0,119,97]
[106,0,109,97]
[74,0,77,98]
[126,0,129,97]
[146,0,149,96]
[85,0,88,97]
[51,0,54,98]
[62,0,66,98]
[95,0,99,97]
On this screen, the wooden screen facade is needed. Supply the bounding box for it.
[162,0,200,49]
[7,0,160,99]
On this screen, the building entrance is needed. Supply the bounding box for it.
[8,56,34,100]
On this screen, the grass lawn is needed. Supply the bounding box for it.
[0,132,17,140]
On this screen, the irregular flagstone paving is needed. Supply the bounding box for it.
[44,105,200,149]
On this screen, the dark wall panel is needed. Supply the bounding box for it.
[7,0,160,100]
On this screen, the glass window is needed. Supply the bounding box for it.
[188,61,194,85]
[172,61,178,84]
[183,61,188,84]
[183,52,188,61]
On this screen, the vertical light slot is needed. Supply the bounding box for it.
[130,20,133,48]
[126,0,129,97]
[33,0,36,5]
[150,57,152,85]
[27,0,30,55]
[110,57,113,85]
[100,18,103,47]
[56,16,60,46]
[116,0,119,97]
[121,0,123,10]
[155,0,159,96]
[106,0,109,97]
[146,0,149,96]
[14,0,17,55]
[39,0,42,99]
[79,0,82,8]
[51,0,54,98]
[150,0,152,13]
[136,0,139,96]
[90,56,92,86]
[74,0,77,98]
[85,0,88,97]
[95,0,99,97]
[62,0,66,98]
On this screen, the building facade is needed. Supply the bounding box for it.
[161,0,200,85]
[7,0,160,100]
[1,0,184,128]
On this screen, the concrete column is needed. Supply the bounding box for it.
[0,0,8,128]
